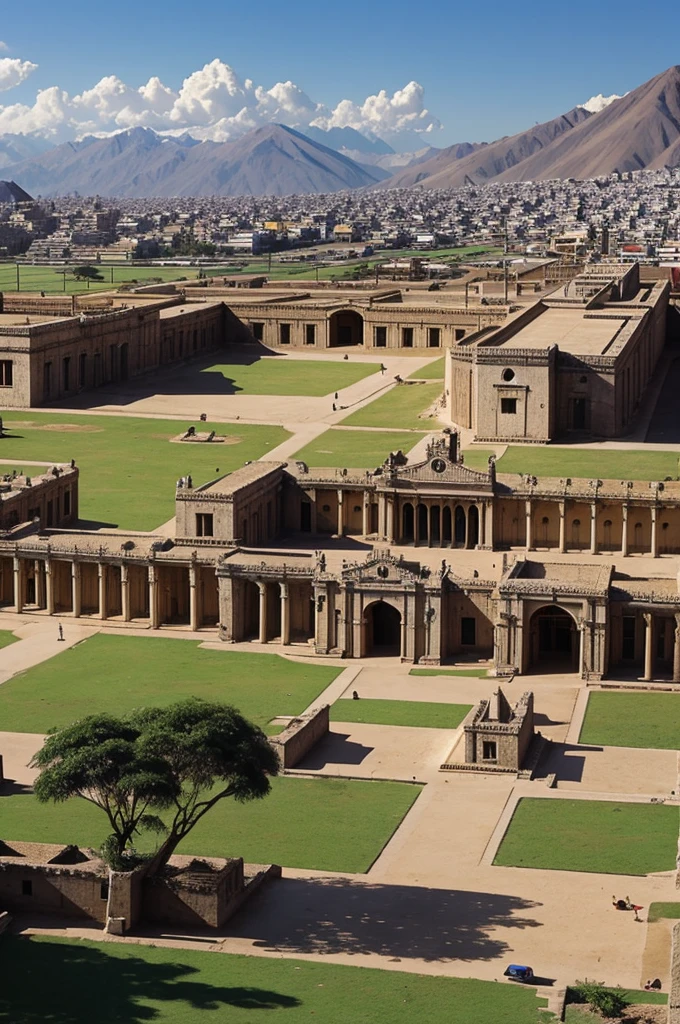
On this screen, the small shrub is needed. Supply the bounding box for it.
[572,979,628,1018]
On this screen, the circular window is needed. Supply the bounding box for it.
[502,368,515,382]
[377,565,389,579]
[431,458,447,473]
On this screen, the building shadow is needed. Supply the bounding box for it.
[0,779,33,798]
[296,731,374,769]
[225,876,543,964]
[540,743,604,784]
[0,932,301,1023]
[646,355,680,443]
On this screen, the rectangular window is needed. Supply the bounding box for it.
[0,360,13,387]
[21,880,32,896]
[402,327,413,348]
[461,617,476,646]
[455,328,466,341]
[46,500,53,527]
[78,352,87,388]
[196,513,214,538]
[280,323,291,345]
[44,362,52,399]
[62,356,71,392]
[375,326,387,347]
[251,322,264,341]
[100,881,109,901]
[482,740,497,761]
[63,489,71,517]
[501,398,517,414]
[428,328,441,348]
[305,324,316,345]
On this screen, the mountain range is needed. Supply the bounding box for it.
[4,65,680,196]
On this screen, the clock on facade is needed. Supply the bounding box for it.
[431,458,447,473]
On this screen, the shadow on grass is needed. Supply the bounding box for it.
[226,876,543,964]
[0,934,301,1023]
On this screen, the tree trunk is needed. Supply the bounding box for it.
[143,830,182,878]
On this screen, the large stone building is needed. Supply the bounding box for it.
[3,431,680,684]
[445,263,670,441]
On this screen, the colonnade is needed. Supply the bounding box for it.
[524,499,666,557]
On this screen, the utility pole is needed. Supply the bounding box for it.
[15,264,19,292]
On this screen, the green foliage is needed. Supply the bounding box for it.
[339,382,443,430]
[571,980,629,1017]
[0,629,18,649]
[31,699,279,873]
[292,428,425,469]
[202,358,380,396]
[71,265,104,280]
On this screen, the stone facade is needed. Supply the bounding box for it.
[464,689,535,770]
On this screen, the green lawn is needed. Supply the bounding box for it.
[579,692,680,750]
[460,448,496,471]
[407,356,446,380]
[331,699,472,729]
[340,383,443,430]
[494,798,679,875]
[494,446,680,482]
[0,935,548,1024]
[648,901,680,922]
[292,427,424,468]
[0,634,340,734]
[202,358,380,396]
[0,630,18,650]
[409,667,489,678]
[0,264,205,295]
[0,412,289,530]
[565,987,667,1022]
[3,776,421,873]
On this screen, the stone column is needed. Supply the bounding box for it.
[386,499,395,544]
[148,564,159,629]
[558,501,566,553]
[337,489,345,536]
[13,557,23,614]
[36,560,46,609]
[280,583,290,645]
[189,564,200,632]
[258,581,268,644]
[120,564,131,621]
[673,613,680,684]
[426,501,431,547]
[525,499,533,551]
[378,494,387,540]
[45,560,54,615]
[589,502,598,555]
[362,494,370,537]
[98,563,108,620]
[71,562,82,618]
[479,502,487,548]
[651,506,659,558]
[643,612,653,682]
[463,504,470,549]
[621,504,629,556]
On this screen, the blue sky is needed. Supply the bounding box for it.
[1,0,677,147]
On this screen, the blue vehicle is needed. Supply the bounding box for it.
[504,965,534,983]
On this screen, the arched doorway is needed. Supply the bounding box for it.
[529,606,578,673]
[416,503,428,544]
[329,310,363,347]
[454,505,466,546]
[402,503,414,542]
[364,601,401,656]
[468,505,479,548]
[442,506,452,545]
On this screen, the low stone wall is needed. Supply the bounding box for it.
[270,706,330,769]
[669,922,680,1023]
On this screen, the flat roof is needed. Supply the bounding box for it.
[0,312,61,326]
[494,307,627,355]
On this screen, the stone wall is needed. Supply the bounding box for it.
[0,860,108,922]
[270,705,330,768]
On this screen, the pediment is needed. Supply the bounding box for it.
[340,550,429,584]
[392,457,493,488]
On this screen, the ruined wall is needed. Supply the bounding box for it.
[270,705,330,769]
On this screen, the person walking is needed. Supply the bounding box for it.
[57,623,65,642]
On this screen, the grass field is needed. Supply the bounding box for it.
[408,356,446,380]
[340,382,443,430]
[4,776,421,872]
[494,798,679,875]
[0,634,340,733]
[202,358,380,396]
[409,667,489,678]
[292,427,425,468]
[0,935,549,1024]
[467,446,680,481]
[648,902,680,922]
[0,630,18,650]
[0,411,289,530]
[579,692,680,750]
[0,264,205,295]
[330,699,472,729]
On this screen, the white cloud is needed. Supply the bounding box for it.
[0,42,8,53]
[0,57,37,92]
[0,59,439,145]
[581,92,623,114]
